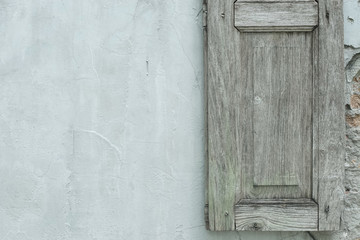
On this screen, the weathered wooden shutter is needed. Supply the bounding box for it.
[204,0,344,231]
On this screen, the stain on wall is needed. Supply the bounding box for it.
[0,0,359,239]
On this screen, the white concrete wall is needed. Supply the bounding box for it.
[0,1,359,239]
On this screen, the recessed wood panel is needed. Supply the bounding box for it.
[251,33,313,187]
[239,32,313,199]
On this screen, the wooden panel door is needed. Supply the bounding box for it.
[205,0,344,231]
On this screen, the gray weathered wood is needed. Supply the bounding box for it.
[203,0,210,231]
[235,199,318,231]
[234,1,318,32]
[236,0,316,2]
[251,33,313,187]
[312,26,319,204]
[205,0,344,232]
[207,0,241,231]
[239,32,312,199]
[317,0,345,231]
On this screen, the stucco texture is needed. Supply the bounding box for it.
[0,0,359,239]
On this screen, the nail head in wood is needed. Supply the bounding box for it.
[325,205,330,213]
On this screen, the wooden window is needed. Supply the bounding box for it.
[204,0,344,231]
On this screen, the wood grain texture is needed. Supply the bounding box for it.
[251,33,313,187]
[207,0,241,231]
[205,0,344,232]
[234,1,318,32]
[235,199,318,231]
[317,0,345,231]
[312,26,319,204]
[240,33,312,199]
[237,0,315,2]
[203,0,209,231]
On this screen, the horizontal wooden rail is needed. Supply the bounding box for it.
[235,199,318,231]
[234,1,318,32]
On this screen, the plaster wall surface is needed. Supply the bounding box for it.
[0,0,359,239]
